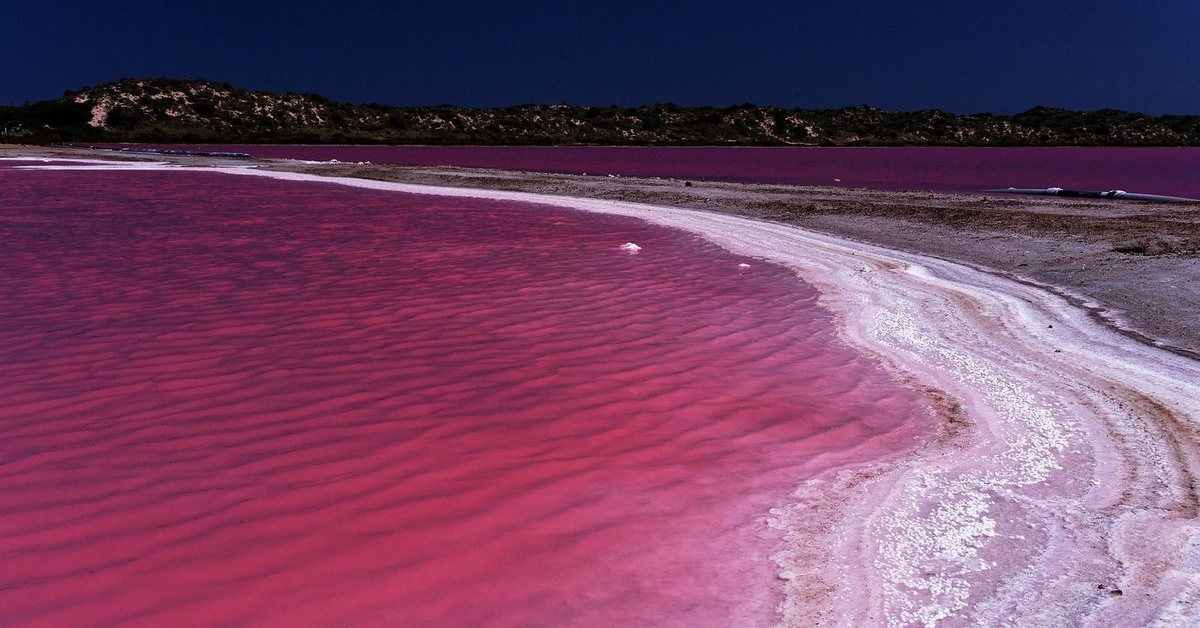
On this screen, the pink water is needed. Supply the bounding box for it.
[0,163,929,626]
[109,145,1200,198]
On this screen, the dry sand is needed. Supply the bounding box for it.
[7,145,1200,625]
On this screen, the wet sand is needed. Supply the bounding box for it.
[6,146,1200,625]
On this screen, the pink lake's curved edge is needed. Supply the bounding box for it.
[3,158,930,627]
[218,166,1200,626]
[15,159,1200,625]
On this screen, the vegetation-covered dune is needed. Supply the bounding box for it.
[4,77,1199,146]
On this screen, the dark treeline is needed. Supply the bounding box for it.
[4,77,1199,146]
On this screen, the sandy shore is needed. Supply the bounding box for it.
[7,146,1200,625]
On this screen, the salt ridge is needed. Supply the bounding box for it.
[19,159,1200,625]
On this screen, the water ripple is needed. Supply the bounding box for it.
[0,165,928,626]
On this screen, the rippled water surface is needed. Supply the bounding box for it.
[0,164,928,626]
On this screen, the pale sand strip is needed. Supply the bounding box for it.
[19,160,1200,625]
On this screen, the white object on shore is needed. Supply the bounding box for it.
[619,242,641,254]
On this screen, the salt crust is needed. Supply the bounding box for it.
[23,160,1200,626]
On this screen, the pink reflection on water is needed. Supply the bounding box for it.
[0,165,928,626]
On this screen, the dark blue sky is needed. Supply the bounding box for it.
[4,0,1198,114]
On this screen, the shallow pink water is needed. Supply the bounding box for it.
[0,164,928,626]
[107,145,1200,198]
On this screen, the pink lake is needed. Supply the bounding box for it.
[0,163,929,626]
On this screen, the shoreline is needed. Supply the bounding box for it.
[270,160,1200,359]
[7,146,1200,623]
[234,165,1200,625]
[10,141,1200,360]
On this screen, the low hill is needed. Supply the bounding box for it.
[3,77,1199,146]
